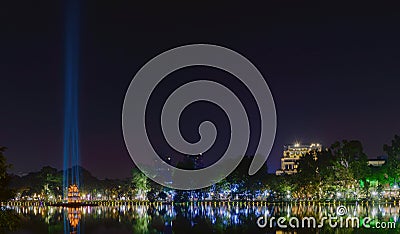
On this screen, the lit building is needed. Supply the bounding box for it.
[276,142,322,175]
[367,156,387,167]
[67,184,81,203]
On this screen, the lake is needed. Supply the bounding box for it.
[5,202,400,233]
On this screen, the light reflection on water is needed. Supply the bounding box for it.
[8,203,400,233]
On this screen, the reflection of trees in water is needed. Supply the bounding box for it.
[6,203,400,233]
[132,215,149,233]
[0,209,20,233]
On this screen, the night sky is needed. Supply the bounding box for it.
[1,1,400,179]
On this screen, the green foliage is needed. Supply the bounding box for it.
[132,168,150,200]
[383,135,400,183]
[295,151,319,198]
[292,140,372,199]
[5,136,400,203]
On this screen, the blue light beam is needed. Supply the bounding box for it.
[63,0,81,197]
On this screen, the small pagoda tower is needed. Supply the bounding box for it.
[67,184,81,203]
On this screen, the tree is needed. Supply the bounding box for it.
[316,148,336,199]
[296,151,319,199]
[211,179,230,200]
[0,147,13,201]
[247,161,269,199]
[0,147,20,232]
[147,180,164,202]
[131,169,149,200]
[226,156,253,199]
[323,140,369,199]
[39,166,62,200]
[384,135,400,185]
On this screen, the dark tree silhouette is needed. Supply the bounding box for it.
[0,147,20,232]
[0,147,13,201]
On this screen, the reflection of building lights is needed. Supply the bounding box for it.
[11,202,400,231]
[67,208,81,228]
[372,208,377,217]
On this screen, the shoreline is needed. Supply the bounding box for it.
[3,199,400,207]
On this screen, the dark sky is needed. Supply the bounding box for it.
[1,1,400,179]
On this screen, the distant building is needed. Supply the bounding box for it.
[367,156,387,167]
[276,143,322,175]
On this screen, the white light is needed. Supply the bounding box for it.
[97,193,102,198]
[337,192,342,197]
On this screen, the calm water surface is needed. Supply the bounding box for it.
[6,203,400,234]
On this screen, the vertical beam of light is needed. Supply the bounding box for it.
[63,211,68,233]
[63,0,81,198]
